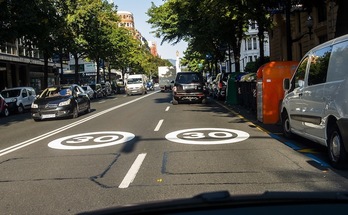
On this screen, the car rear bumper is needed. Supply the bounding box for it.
[174,92,206,101]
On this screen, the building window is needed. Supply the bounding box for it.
[249,56,253,62]
[247,39,252,50]
[250,21,256,30]
[253,38,257,50]
[317,3,327,23]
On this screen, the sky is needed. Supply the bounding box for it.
[112,0,187,60]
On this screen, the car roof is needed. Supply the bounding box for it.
[1,87,34,91]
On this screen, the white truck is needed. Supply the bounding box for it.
[158,66,176,91]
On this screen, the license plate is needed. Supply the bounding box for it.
[42,114,56,119]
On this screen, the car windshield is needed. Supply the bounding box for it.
[39,86,72,98]
[0,89,21,98]
[1,0,348,214]
[127,78,142,84]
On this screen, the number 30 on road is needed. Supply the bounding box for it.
[165,128,249,145]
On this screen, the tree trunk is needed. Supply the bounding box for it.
[43,51,49,89]
[74,53,79,84]
[258,25,265,66]
[96,57,100,83]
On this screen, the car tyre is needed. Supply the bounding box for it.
[33,118,41,122]
[328,124,348,169]
[85,102,91,114]
[3,107,9,117]
[17,104,24,114]
[72,106,78,118]
[282,111,293,138]
[201,98,207,104]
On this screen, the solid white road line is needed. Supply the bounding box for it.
[165,106,170,112]
[118,153,147,189]
[0,91,158,157]
[154,119,164,131]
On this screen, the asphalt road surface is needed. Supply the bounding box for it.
[1,91,348,214]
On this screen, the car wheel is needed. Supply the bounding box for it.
[17,104,24,113]
[328,124,348,169]
[72,106,78,118]
[172,98,178,105]
[282,111,293,138]
[201,98,207,104]
[33,118,41,122]
[85,102,91,114]
[4,108,9,117]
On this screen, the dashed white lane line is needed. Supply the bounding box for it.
[118,153,147,189]
[165,106,170,112]
[98,101,106,104]
[154,119,164,131]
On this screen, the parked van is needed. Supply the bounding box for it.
[281,34,348,169]
[125,74,148,96]
[0,87,36,113]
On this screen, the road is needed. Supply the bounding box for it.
[1,91,348,214]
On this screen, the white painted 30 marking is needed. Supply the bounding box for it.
[48,131,135,150]
[165,128,249,145]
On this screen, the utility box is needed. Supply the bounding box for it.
[256,61,298,124]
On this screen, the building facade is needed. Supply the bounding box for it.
[0,39,58,92]
[228,21,270,73]
[270,2,338,61]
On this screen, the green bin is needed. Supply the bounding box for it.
[226,72,240,105]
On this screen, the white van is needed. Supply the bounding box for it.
[0,87,36,113]
[281,34,348,169]
[125,74,148,96]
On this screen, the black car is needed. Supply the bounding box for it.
[31,84,90,121]
[172,72,207,105]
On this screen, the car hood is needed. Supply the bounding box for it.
[34,96,72,105]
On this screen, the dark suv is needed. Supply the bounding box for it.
[172,72,206,105]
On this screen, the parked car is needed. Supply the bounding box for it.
[89,83,104,99]
[101,82,112,96]
[0,94,9,117]
[206,75,216,97]
[281,34,348,169]
[0,87,36,113]
[172,72,206,105]
[31,84,90,121]
[212,73,227,100]
[82,85,95,99]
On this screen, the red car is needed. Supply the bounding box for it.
[0,94,9,117]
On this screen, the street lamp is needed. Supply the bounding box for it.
[291,14,314,42]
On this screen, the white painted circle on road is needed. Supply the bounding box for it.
[48,131,135,150]
[165,128,249,145]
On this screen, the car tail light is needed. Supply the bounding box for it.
[218,82,223,89]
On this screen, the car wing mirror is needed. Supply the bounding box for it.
[283,78,290,91]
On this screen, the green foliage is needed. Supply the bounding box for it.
[244,56,270,73]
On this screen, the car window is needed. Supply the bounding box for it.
[290,57,308,92]
[1,89,21,98]
[176,73,202,84]
[327,40,348,82]
[307,46,331,86]
[22,89,28,97]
